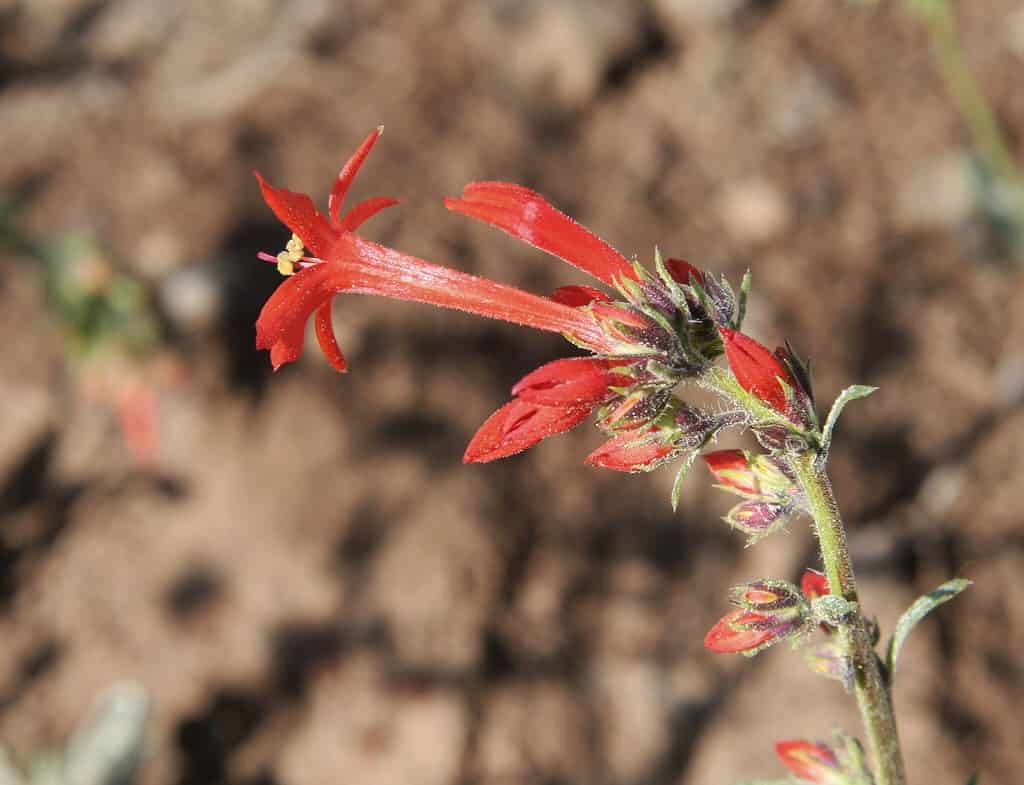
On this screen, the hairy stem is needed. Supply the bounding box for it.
[791,453,907,785]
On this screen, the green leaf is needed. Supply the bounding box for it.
[964,773,980,785]
[886,578,972,675]
[735,269,752,330]
[670,451,699,512]
[821,385,877,452]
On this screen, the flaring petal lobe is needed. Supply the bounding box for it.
[444,181,636,287]
[314,301,348,372]
[254,172,335,259]
[328,127,384,226]
[340,196,399,231]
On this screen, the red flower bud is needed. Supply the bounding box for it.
[511,357,622,408]
[550,285,612,307]
[703,609,793,654]
[464,398,591,463]
[664,258,705,286]
[585,428,678,473]
[775,740,844,785]
[801,569,831,600]
[703,449,760,495]
[719,326,794,415]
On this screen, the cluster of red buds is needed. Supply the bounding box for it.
[704,569,830,655]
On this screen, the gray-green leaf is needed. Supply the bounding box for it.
[670,451,699,513]
[821,385,878,454]
[886,578,972,675]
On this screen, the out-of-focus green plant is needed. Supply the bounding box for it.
[1,203,183,464]
[0,684,148,785]
[857,0,1024,261]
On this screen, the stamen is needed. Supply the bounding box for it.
[276,251,295,276]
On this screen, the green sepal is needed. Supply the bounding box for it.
[735,269,751,329]
[885,578,972,677]
[670,451,699,512]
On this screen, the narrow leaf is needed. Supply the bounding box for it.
[670,450,698,512]
[821,385,877,450]
[735,269,751,329]
[886,578,972,675]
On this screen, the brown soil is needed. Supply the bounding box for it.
[1,2,1022,785]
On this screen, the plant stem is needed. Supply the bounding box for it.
[791,453,907,785]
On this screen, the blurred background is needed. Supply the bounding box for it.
[1,1,1022,784]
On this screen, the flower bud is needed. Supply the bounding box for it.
[801,569,830,600]
[724,500,790,544]
[584,427,680,473]
[719,326,795,415]
[730,579,805,612]
[775,740,846,785]
[703,606,806,655]
[703,449,795,500]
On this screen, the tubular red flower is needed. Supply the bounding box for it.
[775,740,844,785]
[719,326,794,414]
[550,285,612,307]
[444,182,638,287]
[254,130,615,372]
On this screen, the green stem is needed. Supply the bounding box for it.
[791,453,907,785]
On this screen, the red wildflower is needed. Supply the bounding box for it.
[775,740,845,785]
[719,326,794,415]
[254,128,614,373]
[703,449,760,495]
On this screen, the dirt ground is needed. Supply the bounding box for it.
[1,1,1023,784]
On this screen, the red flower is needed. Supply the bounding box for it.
[719,326,794,415]
[775,740,844,785]
[254,129,615,374]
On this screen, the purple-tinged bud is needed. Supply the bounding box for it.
[805,641,854,691]
[598,387,672,431]
[724,500,790,543]
[730,579,806,612]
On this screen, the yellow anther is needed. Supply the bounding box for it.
[276,252,295,276]
[285,234,305,262]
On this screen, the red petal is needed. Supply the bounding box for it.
[340,196,399,231]
[511,357,613,407]
[584,429,676,473]
[445,182,636,287]
[463,398,591,463]
[719,327,793,414]
[703,610,777,653]
[703,449,759,495]
[775,741,842,784]
[314,301,348,372]
[117,383,158,465]
[800,569,830,600]
[328,126,383,226]
[550,285,612,307]
[254,172,336,259]
[664,258,704,286]
[256,263,342,371]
